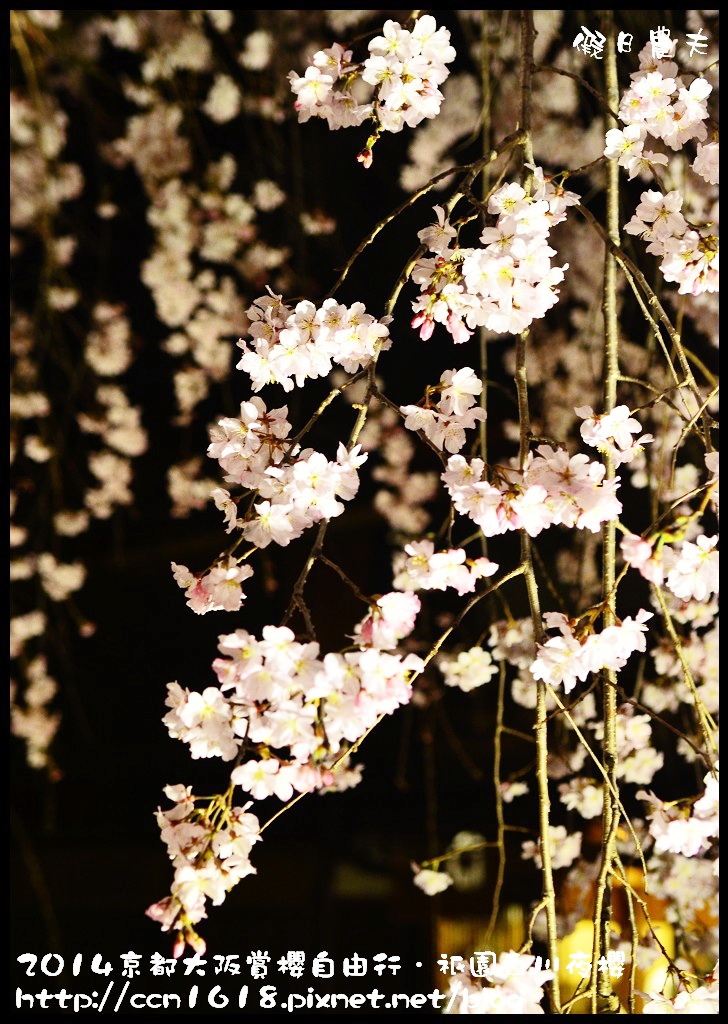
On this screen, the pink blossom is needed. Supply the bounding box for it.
[576,404,654,465]
[530,630,589,694]
[693,141,719,185]
[171,558,254,614]
[665,534,719,602]
[620,533,664,585]
[354,591,421,650]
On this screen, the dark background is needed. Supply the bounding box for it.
[10,493,541,1012]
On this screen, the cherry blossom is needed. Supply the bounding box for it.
[353,591,421,651]
[522,824,582,869]
[576,404,654,465]
[531,610,652,695]
[693,141,719,186]
[621,533,665,586]
[411,175,574,342]
[439,646,498,692]
[663,534,719,603]
[171,558,254,615]
[288,15,455,160]
[640,765,719,860]
[642,985,719,1014]
[412,865,454,895]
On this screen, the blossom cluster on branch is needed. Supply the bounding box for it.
[144,12,719,1012]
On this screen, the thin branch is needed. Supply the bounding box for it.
[328,130,526,298]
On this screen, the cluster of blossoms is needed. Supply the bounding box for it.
[288,15,456,165]
[639,763,719,860]
[371,424,439,535]
[624,188,718,296]
[488,617,537,672]
[485,617,603,746]
[167,456,220,519]
[400,366,486,453]
[442,442,622,540]
[693,141,720,187]
[642,978,719,1015]
[149,597,423,950]
[146,787,261,955]
[10,12,150,770]
[637,773,719,1007]
[170,395,370,612]
[392,538,498,597]
[485,612,668,794]
[558,777,604,820]
[614,41,713,156]
[84,301,134,377]
[438,646,499,693]
[207,394,367,552]
[643,846,718,966]
[621,531,719,605]
[10,547,86,607]
[352,591,421,651]
[10,655,61,771]
[9,81,83,238]
[410,170,578,343]
[591,709,664,787]
[530,610,652,696]
[95,7,316,517]
[604,41,718,296]
[576,404,654,466]
[237,291,392,392]
[628,395,718,513]
[138,172,265,422]
[662,532,720,604]
[162,613,422,773]
[132,10,719,993]
[115,152,289,428]
[171,558,254,615]
[648,618,718,723]
[501,780,530,804]
[441,952,555,1014]
[522,823,583,871]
